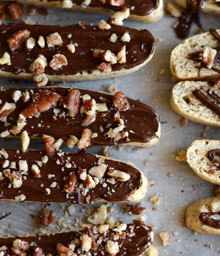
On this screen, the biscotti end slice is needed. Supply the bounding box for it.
[186,140,220,185]
[170,30,220,80]
[174,0,220,15]
[170,81,220,127]
[186,197,220,235]
[15,0,164,23]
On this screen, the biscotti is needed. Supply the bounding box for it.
[0,87,160,148]
[0,23,156,83]
[12,0,164,23]
[0,220,154,255]
[174,0,220,15]
[0,149,148,203]
[170,81,220,127]
[170,29,220,80]
[186,140,220,185]
[186,197,220,235]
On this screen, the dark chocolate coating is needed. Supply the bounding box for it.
[199,212,220,229]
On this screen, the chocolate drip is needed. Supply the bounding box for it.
[199,212,220,229]
[193,88,220,117]
[174,0,203,39]
[45,0,159,16]
[207,149,220,170]
[0,221,153,256]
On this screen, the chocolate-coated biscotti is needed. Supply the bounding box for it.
[0,220,153,255]
[0,23,156,83]
[0,149,148,203]
[12,0,164,23]
[0,87,160,148]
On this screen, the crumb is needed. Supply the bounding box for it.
[148,180,155,187]
[200,132,207,138]
[144,160,149,166]
[159,232,171,246]
[159,68,166,75]
[175,150,186,162]
[167,172,173,177]
[107,84,117,94]
[149,196,160,205]
[179,117,188,127]
[172,231,179,236]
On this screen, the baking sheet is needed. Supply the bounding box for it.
[0,2,219,255]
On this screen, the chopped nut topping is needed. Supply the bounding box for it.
[98,20,111,30]
[81,234,92,252]
[175,150,186,162]
[102,50,118,64]
[110,8,130,26]
[82,0,92,6]
[33,248,45,256]
[8,3,24,21]
[50,54,68,70]
[159,232,171,246]
[200,47,217,69]
[98,224,109,233]
[18,160,28,173]
[33,74,48,87]
[66,135,79,148]
[89,164,107,179]
[67,43,76,53]
[47,32,63,48]
[109,33,118,43]
[65,89,80,117]
[26,37,35,51]
[10,114,26,135]
[64,173,77,194]
[8,30,31,51]
[38,36,45,48]
[77,128,92,150]
[54,138,64,150]
[43,135,55,155]
[113,91,130,111]
[12,90,22,103]
[105,240,119,255]
[122,203,146,215]
[0,52,11,65]
[149,195,160,205]
[107,169,130,181]
[62,0,73,8]
[31,164,41,178]
[88,205,107,225]
[41,207,56,227]
[98,62,112,72]
[0,102,16,118]
[29,54,47,75]
[121,32,131,42]
[56,243,74,256]
[85,174,96,189]
[13,239,29,251]
[117,46,126,64]
[21,130,30,153]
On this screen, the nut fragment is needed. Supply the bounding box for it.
[56,243,74,256]
[50,54,68,70]
[21,130,30,153]
[88,205,107,225]
[26,37,35,51]
[33,74,48,87]
[41,207,56,227]
[65,89,80,117]
[77,128,92,150]
[38,36,45,48]
[47,32,63,48]
[43,135,55,155]
[98,20,111,30]
[12,90,22,103]
[8,3,24,21]
[98,62,112,72]
[89,164,107,179]
[117,46,126,64]
[8,30,31,51]
[0,52,11,65]
[109,8,130,26]
[31,164,41,178]
[200,47,217,69]
[105,240,119,255]
[0,102,16,118]
[64,173,77,194]
[102,50,118,64]
[159,232,171,246]
[29,54,47,75]
[66,135,79,148]
[107,169,130,181]
[81,234,92,252]
[108,0,124,6]
[67,43,76,53]
[113,91,130,111]
[121,32,131,42]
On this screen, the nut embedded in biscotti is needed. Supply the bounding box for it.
[29,54,47,75]
[47,32,63,48]
[113,91,130,111]
[50,54,68,70]
[8,3,24,21]
[77,128,92,150]
[64,173,77,194]
[107,169,130,181]
[109,8,130,26]
[65,89,80,117]
[43,135,55,155]
[8,30,31,51]
[108,0,125,6]
[200,47,217,69]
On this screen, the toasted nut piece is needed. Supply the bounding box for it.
[33,74,48,87]
[10,114,27,135]
[110,8,130,26]
[12,90,22,103]
[81,234,92,252]
[29,54,47,75]
[8,3,24,21]
[109,33,118,43]
[21,130,30,153]
[88,205,108,225]
[98,62,112,72]
[113,91,130,111]
[89,164,107,179]
[0,52,11,65]
[11,171,23,188]
[66,135,79,148]
[64,173,77,194]
[8,30,31,51]
[85,174,96,189]
[65,89,80,117]
[146,246,158,256]
[159,232,171,246]
[78,169,87,181]
[38,36,45,48]
[56,243,75,256]
[166,3,181,17]
[121,32,131,42]
[43,135,55,155]
[67,43,76,53]
[98,20,111,30]
[108,0,124,6]
[31,164,41,178]
[93,49,104,58]
[117,46,126,64]
[18,160,28,173]
[114,223,127,232]
[22,91,60,118]
[77,128,92,150]
[13,239,29,250]
[26,37,35,51]
[107,169,130,181]
[41,207,56,227]
[47,32,63,48]
[54,138,64,150]
[0,102,16,118]
[98,224,109,233]
[200,47,217,69]
[102,50,117,64]
[50,54,68,70]
[62,0,73,8]
[22,92,30,102]
[105,240,119,255]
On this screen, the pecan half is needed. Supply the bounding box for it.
[64,173,77,194]
[50,54,68,70]
[113,91,130,111]
[122,203,146,215]
[77,128,92,150]
[41,207,56,227]
[65,89,80,117]
[22,91,60,118]
[43,135,55,155]
[8,3,24,21]
[8,30,31,51]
